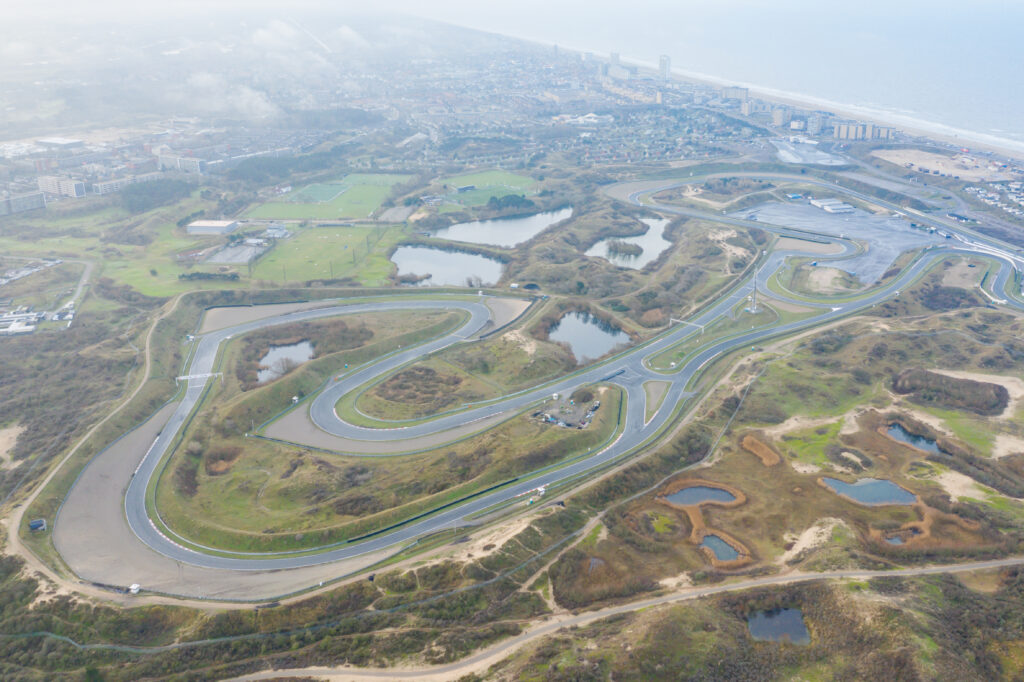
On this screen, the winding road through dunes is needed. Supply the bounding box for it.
[50,176,1024,600]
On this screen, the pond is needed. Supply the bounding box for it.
[390,246,504,287]
[700,534,739,561]
[548,311,630,363]
[822,477,917,506]
[747,608,811,644]
[887,423,941,453]
[258,341,314,383]
[585,218,672,269]
[665,485,737,506]
[428,207,573,247]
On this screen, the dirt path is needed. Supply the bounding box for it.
[227,556,1024,681]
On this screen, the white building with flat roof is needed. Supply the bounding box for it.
[186,219,238,235]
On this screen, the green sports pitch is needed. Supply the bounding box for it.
[246,174,409,220]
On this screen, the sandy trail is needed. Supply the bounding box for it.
[994,434,1024,459]
[935,470,985,499]
[0,424,24,470]
[778,518,846,564]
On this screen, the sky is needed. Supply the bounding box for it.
[3,0,1020,145]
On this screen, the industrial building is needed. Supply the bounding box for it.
[810,197,855,213]
[186,219,238,235]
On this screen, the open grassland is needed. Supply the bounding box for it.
[532,300,1024,614]
[0,260,84,309]
[245,173,409,220]
[436,170,537,207]
[494,572,1024,681]
[252,224,405,286]
[156,381,623,553]
[356,358,503,420]
[0,192,259,297]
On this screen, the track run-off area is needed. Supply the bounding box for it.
[47,174,1024,601]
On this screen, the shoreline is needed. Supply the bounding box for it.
[481,27,1024,163]
[662,64,1024,162]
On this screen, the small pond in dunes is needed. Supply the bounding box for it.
[822,477,916,506]
[258,341,314,383]
[665,486,737,506]
[548,311,630,363]
[887,423,940,453]
[747,608,810,644]
[700,534,739,561]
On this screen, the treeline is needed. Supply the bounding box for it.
[485,194,535,211]
[227,148,344,184]
[121,179,192,213]
[893,367,1009,416]
[178,272,239,281]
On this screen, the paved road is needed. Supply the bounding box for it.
[59,175,1024,581]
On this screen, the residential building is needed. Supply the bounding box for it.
[659,55,671,81]
[721,86,749,101]
[37,175,86,198]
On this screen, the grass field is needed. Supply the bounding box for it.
[0,260,83,309]
[0,193,259,298]
[245,174,409,220]
[436,170,536,207]
[252,224,406,286]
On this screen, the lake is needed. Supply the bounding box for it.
[665,485,737,506]
[258,341,314,383]
[390,246,504,287]
[747,608,810,645]
[822,477,916,506]
[548,311,630,363]
[586,218,672,269]
[428,207,573,247]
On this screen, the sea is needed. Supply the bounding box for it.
[410,0,1024,154]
